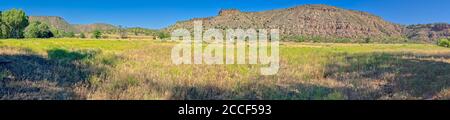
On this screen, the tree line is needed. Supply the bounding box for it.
[0,8,86,39]
[0,8,172,40]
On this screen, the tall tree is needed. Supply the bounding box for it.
[0,11,3,38]
[24,21,53,38]
[1,9,28,38]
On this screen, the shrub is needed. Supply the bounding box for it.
[79,33,86,38]
[364,37,371,43]
[64,32,75,38]
[50,28,65,38]
[157,31,170,39]
[92,30,102,39]
[293,35,306,42]
[334,38,351,43]
[437,39,449,48]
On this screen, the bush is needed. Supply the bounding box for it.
[79,33,86,38]
[364,37,371,43]
[92,30,102,39]
[157,31,170,39]
[50,28,65,38]
[24,21,53,38]
[438,39,450,48]
[293,35,306,42]
[334,38,351,43]
[64,32,75,38]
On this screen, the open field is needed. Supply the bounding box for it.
[1,38,450,100]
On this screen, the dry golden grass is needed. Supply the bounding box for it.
[1,39,450,100]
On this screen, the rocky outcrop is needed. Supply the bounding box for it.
[72,23,117,33]
[405,23,450,42]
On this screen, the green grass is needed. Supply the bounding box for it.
[1,38,450,100]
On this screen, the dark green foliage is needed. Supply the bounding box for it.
[0,9,28,38]
[0,11,6,39]
[438,39,449,48]
[364,37,371,43]
[292,35,306,42]
[24,21,53,38]
[79,33,86,38]
[157,31,170,39]
[92,30,102,39]
[64,32,75,38]
[50,28,65,38]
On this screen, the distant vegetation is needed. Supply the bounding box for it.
[282,35,410,44]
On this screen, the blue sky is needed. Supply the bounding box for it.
[1,0,449,29]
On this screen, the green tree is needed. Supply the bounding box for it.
[92,30,102,39]
[1,9,28,38]
[50,28,65,38]
[0,11,5,39]
[79,33,86,38]
[24,21,53,38]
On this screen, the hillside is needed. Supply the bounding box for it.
[405,23,450,43]
[28,16,117,33]
[27,5,450,42]
[165,5,405,42]
[72,23,117,33]
[28,16,77,32]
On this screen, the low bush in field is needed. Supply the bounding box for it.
[438,39,450,48]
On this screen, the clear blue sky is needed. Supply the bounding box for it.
[1,0,449,29]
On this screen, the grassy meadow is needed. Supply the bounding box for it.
[1,38,450,100]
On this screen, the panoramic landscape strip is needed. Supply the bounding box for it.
[1,4,450,100]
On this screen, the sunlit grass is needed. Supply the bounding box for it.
[1,38,450,100]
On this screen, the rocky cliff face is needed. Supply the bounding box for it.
[405,23,450,42]
[72,23,118,33]
[165,5,405,41]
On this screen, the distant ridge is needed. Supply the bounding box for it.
[72,23,117,33]
[28,16,117,33]
[28,16,77,32]
[405,23,450,42]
